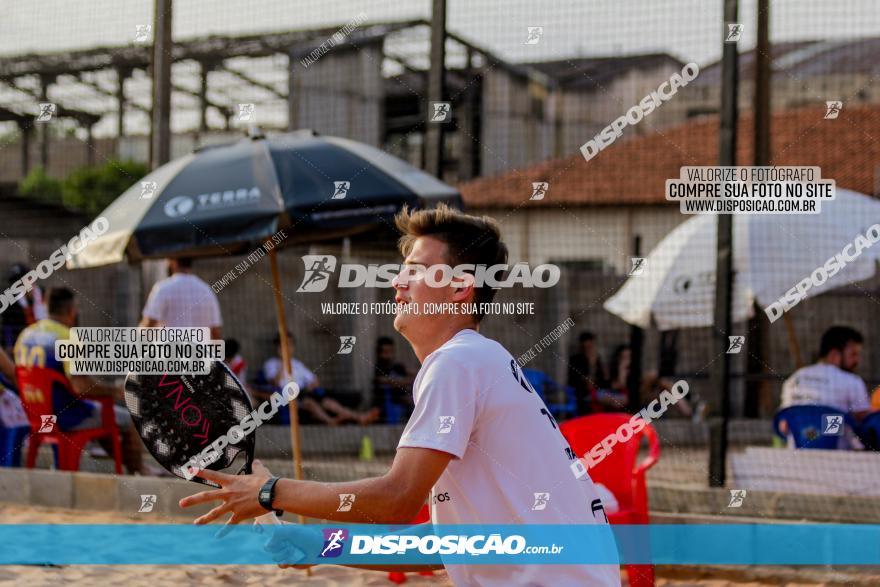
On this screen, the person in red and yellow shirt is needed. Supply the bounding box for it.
[14,287,147,474]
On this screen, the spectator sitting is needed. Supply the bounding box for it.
[593,344,630,412]
[595,345,698,418]
[372,336,415,422]
[567,331,609,416]
[224,338,247,382]
[0,346,16,390]
[780,325,870,448]
[639,370,696,419]
[0,381,29,433]
[1,263,48,355]
[13,287,149,474]
[0,346,29,440]
[138,257,222,340]
[568,337,697,419]
[262,333,379,426]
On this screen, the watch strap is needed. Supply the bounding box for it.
[258,477,284,516]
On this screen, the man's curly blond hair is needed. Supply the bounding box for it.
[395,203,508,323]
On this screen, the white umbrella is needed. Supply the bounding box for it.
[604,188,880,331]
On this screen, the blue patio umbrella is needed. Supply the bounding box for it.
[67,129,461,266]
[67,129,461,490]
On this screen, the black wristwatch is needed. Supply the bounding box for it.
[258,477,284,517]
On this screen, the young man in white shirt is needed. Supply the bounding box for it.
[139,257,222,340]
[180,204,620,586]
[780,325,870,447]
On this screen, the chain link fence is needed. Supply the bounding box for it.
[2,0,880,536]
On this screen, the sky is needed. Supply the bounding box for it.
[1,0,879,66]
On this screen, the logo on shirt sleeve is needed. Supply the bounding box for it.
[437,416,455,434]
[531,492,550,510]
[432,491,451,504]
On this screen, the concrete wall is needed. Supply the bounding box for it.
[3,464,878,525]
[293,46,384,146]
[472,204,684,272]
[481,69,556,176]
[557,64,693,155]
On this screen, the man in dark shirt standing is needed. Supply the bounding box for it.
[372,336,414,422]
[568,331,609,416]
[1,264,48,355]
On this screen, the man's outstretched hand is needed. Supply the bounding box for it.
[262,522,324,569]
[179,459,273,525]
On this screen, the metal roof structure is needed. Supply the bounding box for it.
[0,17,709,183]
[0,18,552,139]
[521,52,686,91]
[693,37,880,85]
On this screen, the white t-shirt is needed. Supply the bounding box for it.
[0,389,29,428]
[398,329,620,587]
[781,363,869,412]
[263,357,317,391]
[17,286,48,321]
[142,273,222,329]
[781,362,869,448]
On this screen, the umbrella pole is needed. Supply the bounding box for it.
[783,312,804,368]
[268,249,306,513]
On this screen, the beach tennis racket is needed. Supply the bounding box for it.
[123,360,281,525]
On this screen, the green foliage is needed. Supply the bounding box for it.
[18,166,63,205]
[18,160,149,215]
[60,160,150,215]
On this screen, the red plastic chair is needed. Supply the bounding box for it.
[388,504,434,584]
[16,366,122,474]
[560,413,660,587]
[228,356,247,380]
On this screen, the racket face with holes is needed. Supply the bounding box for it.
[124,361,255,486]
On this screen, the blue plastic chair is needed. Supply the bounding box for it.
[380,385,405,424]
[0,381,29,467]
[773,405,857,449]
[0,423,29,467]
[551,385,578,420]
[0,373,15,392]
[522,369,548,396]
[857,411,880,451]
[522,369,577,419]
